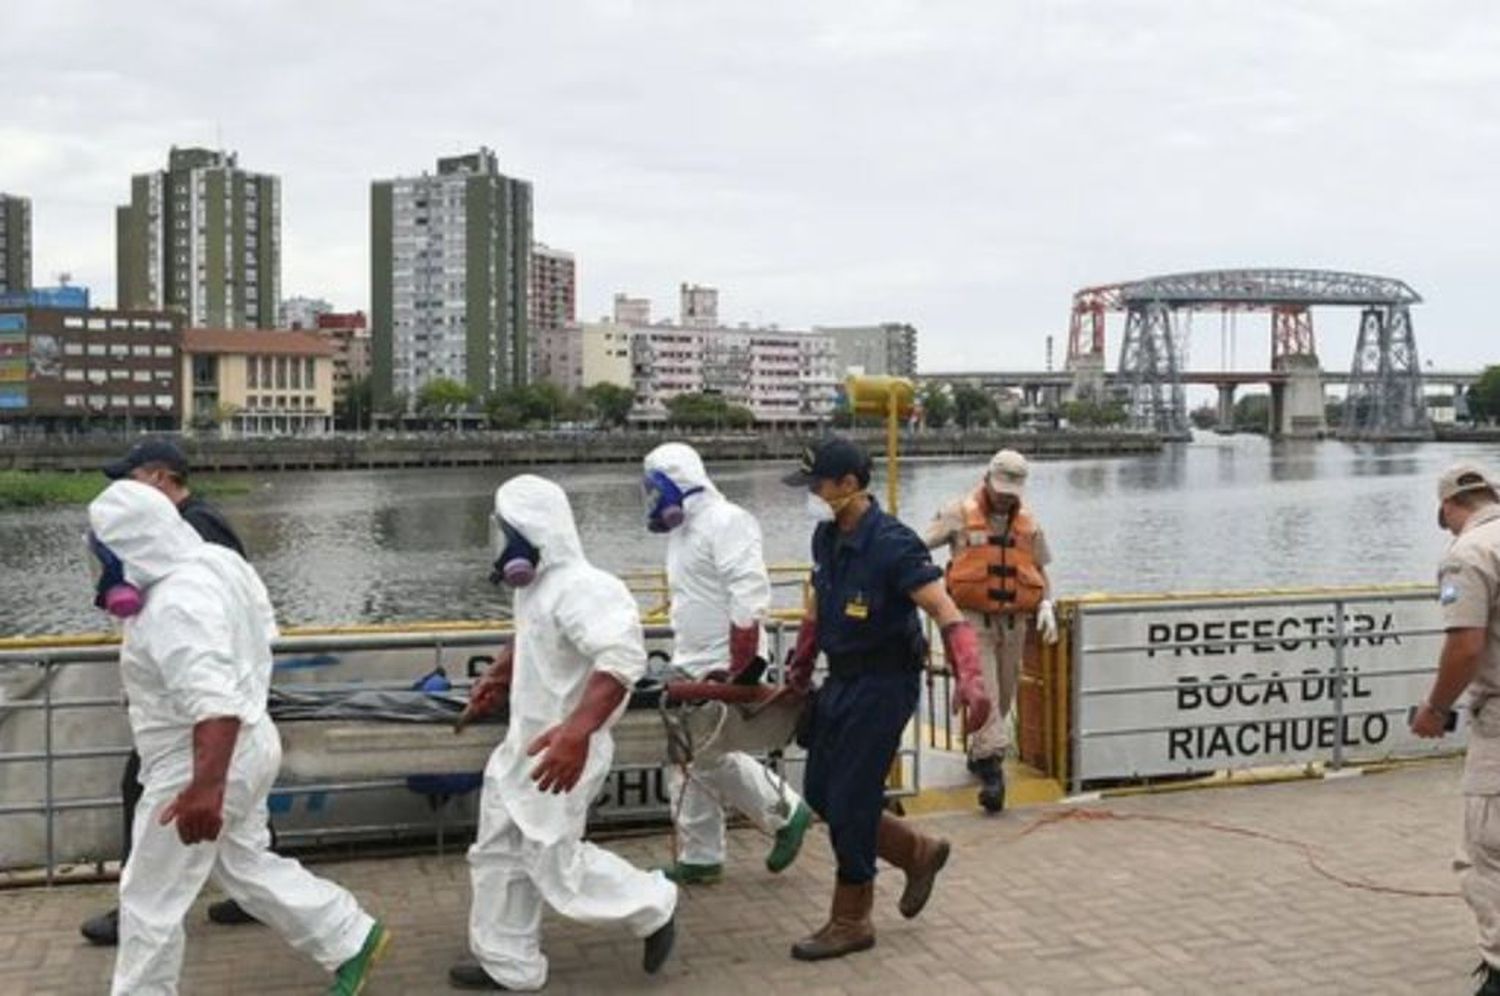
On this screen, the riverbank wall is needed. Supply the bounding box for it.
[1435,424,1500,443]
[0,428,1161,473]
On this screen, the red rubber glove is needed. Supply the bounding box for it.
[941,620,993,733]
[728,623,760,679]
[785,618,819,693]
[159,716,240,845]
[527,671,628,794]
[457,645,514,732]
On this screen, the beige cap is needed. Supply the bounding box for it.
[1438,462,1499,503]
[987,449,1029,495]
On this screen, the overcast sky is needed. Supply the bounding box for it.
[4,0,1498,374]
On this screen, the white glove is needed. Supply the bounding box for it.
[1036,600,1058,645]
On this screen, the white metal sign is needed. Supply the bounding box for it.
[1075,593,1459,781]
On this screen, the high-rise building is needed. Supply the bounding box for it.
[370,147,532,405]
[532,323,582,392]
[0,194,32,296]
[680,283,718,328]
[817,322,918,377]
[116,147,280,329]
[529,243,575,334]
[279,295,333,330]
[612,293,651,326]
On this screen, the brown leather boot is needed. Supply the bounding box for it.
[875,812,951,919]
[790,881,875,961]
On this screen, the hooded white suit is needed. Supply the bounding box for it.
[88,481,373,996]
[643,444,803,867]
[468,475,677,991]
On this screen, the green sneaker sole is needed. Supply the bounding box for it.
[329,921,391,996]
[659,863,723,885]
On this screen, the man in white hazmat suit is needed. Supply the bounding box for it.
[450,474,678,991]
[86,481,388,996]
[642,442,812,884]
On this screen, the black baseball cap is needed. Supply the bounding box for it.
[103,438,189,480]
[782,437,872,488]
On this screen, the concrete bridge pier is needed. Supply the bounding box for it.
[1215,383,1236,429]
[1067,352,1107,402]
[1269,355,1328,439]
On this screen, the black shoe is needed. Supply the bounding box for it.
[448,961,510,990]
[80,907,119,947]
[975,757,1005,814]
[207,898,259,926]
[1475,961,1500,996]
[642,915,676,975]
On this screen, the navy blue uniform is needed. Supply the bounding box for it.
[178,494,247,559]
[803,499,941,884]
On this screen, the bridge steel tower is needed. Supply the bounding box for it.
[1116,300,1189,438]
[1342,303,1430,440]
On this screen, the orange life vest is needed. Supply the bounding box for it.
[944,487,1044,615]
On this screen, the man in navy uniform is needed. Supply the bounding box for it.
[781,437,992,961]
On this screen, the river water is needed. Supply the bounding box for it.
[4,433,1499,637]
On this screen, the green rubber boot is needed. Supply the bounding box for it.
[328,920,391,996]
[766,802,813,873]
[659,861,723,885]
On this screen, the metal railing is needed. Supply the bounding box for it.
[0,616,924,883]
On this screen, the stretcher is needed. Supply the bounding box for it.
[273,681,805,785]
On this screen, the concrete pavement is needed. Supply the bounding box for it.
[0,758,1480,994]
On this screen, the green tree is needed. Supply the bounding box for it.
[1233,393,1271,433]
[524,381,572,424]
[416,377,475,415]
[951,384,997,428]
[378,389,410,419]
[483,389,525,430]
[584,383,636,427]
[919,384,953,429]
[338,375,373,431]
[483,383,586,429]
[1061,399,1129,428]
[665,392,753,428]
[1468,365,1500,423]
[1189,404,1217,430]
[725,404,754,428]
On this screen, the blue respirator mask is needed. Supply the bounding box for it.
[489,517,540,588]
[643,470,704,533]
[86,532,144,618]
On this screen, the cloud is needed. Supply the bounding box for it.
[3,0,1498,371]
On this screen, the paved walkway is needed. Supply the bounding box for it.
[0,758,1481,994]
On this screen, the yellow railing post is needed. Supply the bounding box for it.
[845,374,917,791]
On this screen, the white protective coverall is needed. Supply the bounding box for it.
[468,475,677,991]
[88,481,374,996]
[644,443,802,866]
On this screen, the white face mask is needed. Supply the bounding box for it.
[805,491,836,523]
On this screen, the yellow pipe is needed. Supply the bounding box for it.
[887,395,900,515]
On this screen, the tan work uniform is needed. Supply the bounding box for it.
[925,499,1052,760]
[1443,503,1500,968]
